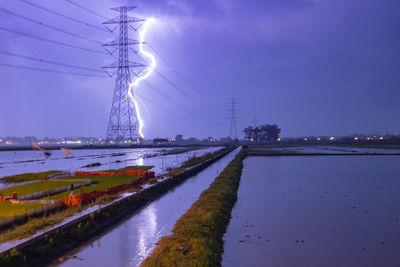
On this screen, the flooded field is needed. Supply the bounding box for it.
[51,148,240,266]
[0,147,221,189]
[222,155,400,267]
[267,145,400,154]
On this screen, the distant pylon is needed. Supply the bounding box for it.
[228,98,239,139]
[102,6,146,144]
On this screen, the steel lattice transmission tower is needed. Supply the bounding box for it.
[228,98,239,140]
[102,6,146,144]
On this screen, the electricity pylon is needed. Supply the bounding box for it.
[228,98,239,140]
[102,6,146,144]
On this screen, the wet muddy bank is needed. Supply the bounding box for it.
[0,148,233,267]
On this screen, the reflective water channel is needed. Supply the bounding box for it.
[50,147,240,266]
[0,146,222,189]
[222,155,400,266]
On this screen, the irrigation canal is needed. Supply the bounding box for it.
[50,147,241,266]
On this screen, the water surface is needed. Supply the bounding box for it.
[222,156,400,267]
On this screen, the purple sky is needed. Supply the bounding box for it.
[1,0,399,139]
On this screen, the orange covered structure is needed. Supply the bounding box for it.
[74,169,151,177]
[59,170,155,207]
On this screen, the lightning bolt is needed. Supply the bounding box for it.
[128,18,156,139]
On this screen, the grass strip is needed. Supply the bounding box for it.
[0,181,85,197]
[181,149,225,168]
[142,148,246,267]
[0,203,48,219]
[0,171,61,182]
[163,148,227,178]
[0,194,118,244]
[44,175,142,199]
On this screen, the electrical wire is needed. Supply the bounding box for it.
[144,81,224,121]
[148,44,221,106]
[19,0,108,32]
[64,0,109,20]
[0,50,102,73]
[0,62,106,77]
[0,7,102,45]
[1,2,224,125]
[136,92,222,126]
[153,69,224,115]
[0,26,106,55]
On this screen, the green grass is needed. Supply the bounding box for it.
[47,165,153,199]
[0,194,121,244]
[0,171,61,182]
[163,148,228,178]
[0,180,85,197]
[0,202,48,219]
[181,148,226,168]
[142,148,246,267]
[45,175,142,199]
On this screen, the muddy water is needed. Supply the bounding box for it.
[222,156,400,267]
[51,147,240,267]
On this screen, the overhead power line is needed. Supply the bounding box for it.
[64,0,109,20]
[136,92,222,126]
[145,81,223,122]
[0,7,102,45]
[0,50,102,73]
[0,62,106,77]
[148,44,221,106]
[153,69,224,115]
[0,26,106,55]
[19,0,108,32]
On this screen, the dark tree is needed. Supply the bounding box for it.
[244,124,281,142]
[153,138,168,144]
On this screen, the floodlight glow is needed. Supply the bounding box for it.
[128,18,156,138]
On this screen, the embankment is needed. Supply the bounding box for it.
[142,148,246,267]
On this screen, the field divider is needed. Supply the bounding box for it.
[141,147,246,267]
